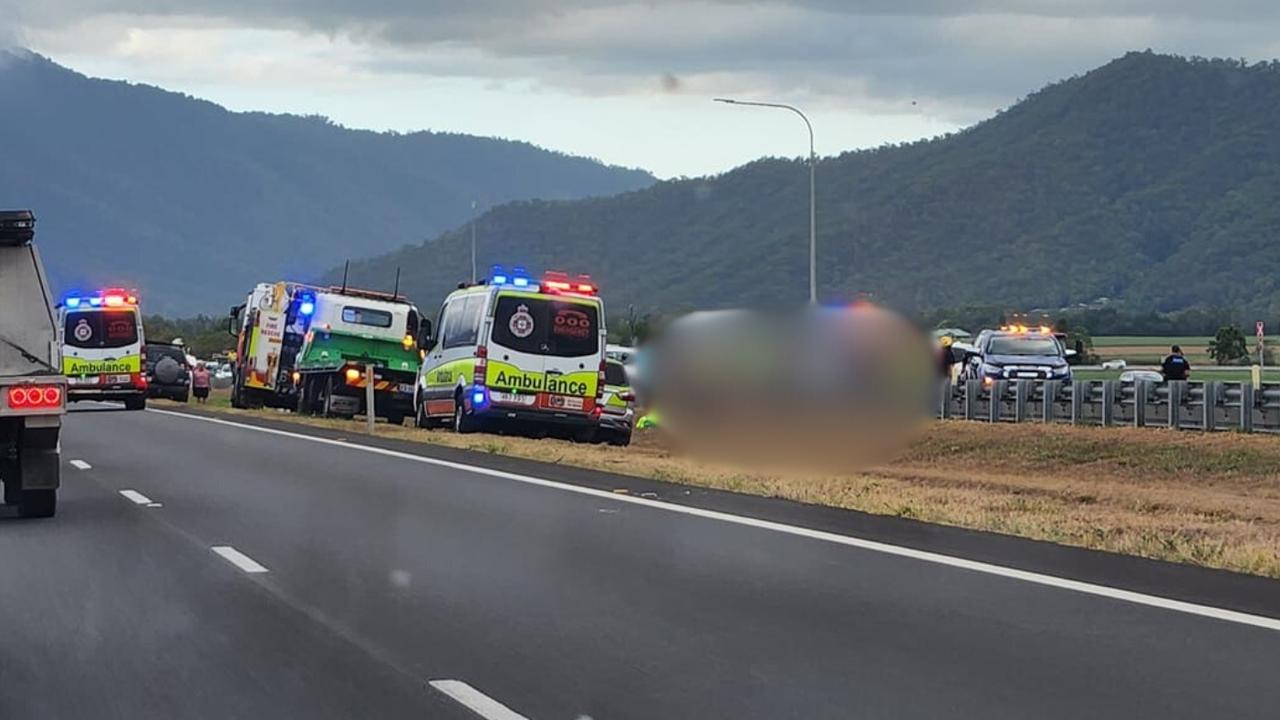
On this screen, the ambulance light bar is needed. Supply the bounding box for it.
[542,270,596,296]
[488,265,539,291]
[63,289,138,309]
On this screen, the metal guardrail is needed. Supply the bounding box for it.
[936,379,1280,433]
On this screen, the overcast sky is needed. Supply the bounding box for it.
[5,1,1280,178]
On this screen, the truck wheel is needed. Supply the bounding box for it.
[321,377,336,417]
[453,396,478,434]
[385,412,406,427]
[124,396,146,411]
[607,430,632,447]
[415,398,432,428]
[18,489,56,518]
[296,377,313,415]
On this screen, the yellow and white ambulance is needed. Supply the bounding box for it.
[415,266,607,438]
[57,288,147,409]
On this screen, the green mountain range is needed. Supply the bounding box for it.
[331,51,1280,319]
[0,51,654,315]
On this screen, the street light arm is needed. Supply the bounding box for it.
[714,98,814,157]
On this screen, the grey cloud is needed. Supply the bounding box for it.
[9,0,1280,119]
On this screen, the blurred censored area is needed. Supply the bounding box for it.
[647,305,933,474]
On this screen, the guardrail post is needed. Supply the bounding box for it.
[1071,380,1084,425]
[1043,380,1058,422]
[1202,381,1216,432]
[1133,381,1147,427]
[937,380,951,419]
[964,380,980,420]
[1101,381,1115,427]
[1014,380,1029,422]
[1241,382,1255,432]
[1168,381,1184,430]
[989,381,1005,423]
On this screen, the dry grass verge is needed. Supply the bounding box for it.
[163,391,1280,578]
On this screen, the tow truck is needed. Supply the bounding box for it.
[0,210,66,518]
[228,281,426,424]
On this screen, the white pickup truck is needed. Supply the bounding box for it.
[0,210,66,518]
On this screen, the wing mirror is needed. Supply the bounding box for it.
[417,318,434,351]
[227,303,246,338]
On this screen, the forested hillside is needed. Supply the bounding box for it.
[333,52,1280,317]
[0,51,654,314]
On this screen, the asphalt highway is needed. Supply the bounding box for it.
[2,403,1279,719]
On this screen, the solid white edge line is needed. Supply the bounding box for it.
[118,489,152,505]
[210,545,269,574]
[146,408,1280,632]
[69,459,91,470]
[429,680,529,720]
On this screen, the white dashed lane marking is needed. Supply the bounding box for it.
[211,546,269,574]
[118,489,153,505]
[429,680,530,720]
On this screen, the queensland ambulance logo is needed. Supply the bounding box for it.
[509,304,535,338]
[73,319,93,343]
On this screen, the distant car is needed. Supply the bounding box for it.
[1101,359,1127,370]
[605,343,637,365]
[1119,370,1164,384]
[959,329,1074,386]
[597,359,636,446]
[143,343,190,402]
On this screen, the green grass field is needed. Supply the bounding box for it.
[1090,335,1214,365]
[1091,335,1212,347]
[1080,335,1276,380]
[1073,367,1280,382]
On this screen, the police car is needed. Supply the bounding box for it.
[957,325,1075,386]
[414,266,608,438]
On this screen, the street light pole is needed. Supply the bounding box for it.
[470,199,478,283]
[715,98,817,305]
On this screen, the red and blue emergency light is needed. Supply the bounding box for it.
[487,266,598,296]
[63,288,138,309]
[488,264,538,290]
[542,271,596,296]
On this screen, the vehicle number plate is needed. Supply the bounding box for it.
[397,383,415,394]
[108,374,132,384]
[68,375,100,386]
[1016,372,1038,378]
[492,392,536,406]
[547,394,584,410]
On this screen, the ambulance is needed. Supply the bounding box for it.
[57,288,148,409]
[415,266,608,438]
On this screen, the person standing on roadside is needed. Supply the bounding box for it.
[1160,345,1191,381]
[938,335,958,381]
[191,362,211,404]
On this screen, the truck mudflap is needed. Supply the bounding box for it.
[18,421,61,490]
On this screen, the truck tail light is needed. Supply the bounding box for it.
[473,346,487,387]
[132,372,148,390]
[596,360,606,401]
[7,384,62,409]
